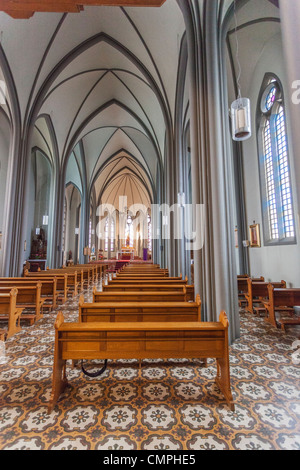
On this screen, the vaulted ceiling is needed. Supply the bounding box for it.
[0,1,186,208]
[0,0,281,211]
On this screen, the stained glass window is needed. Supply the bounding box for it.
[148,214,152,252]
[259,78,296,244]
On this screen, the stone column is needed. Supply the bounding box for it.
[178,0,240,343]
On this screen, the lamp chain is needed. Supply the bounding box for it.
[233,0,242,100]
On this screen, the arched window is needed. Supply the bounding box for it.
[110,217,115,252]
[104,216,115,252]
[125,214,133,247]
[258,77,296,245]
[104,217,109,252]
[148,214,152,252]
[62,197,67,252]
[88,218,92,249]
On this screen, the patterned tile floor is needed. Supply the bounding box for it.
[0,282,300,451]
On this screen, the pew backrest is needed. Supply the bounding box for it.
[79,294,201,323]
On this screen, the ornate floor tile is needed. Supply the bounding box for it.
[179,404,217,430]
[61,405,100,432]
[0,293,299,450]
[102,405,138,431]
[95,435,138,450]
[142,382,171,401]
[231,433,275,450]
[142,404,177,431]
[187,434,229,450]
[141,434,183,450]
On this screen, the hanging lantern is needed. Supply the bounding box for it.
[231,97,251,141]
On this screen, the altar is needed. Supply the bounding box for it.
[117,246,135,261]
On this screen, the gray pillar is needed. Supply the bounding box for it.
[279,2,300,230]
[178,0,240,343]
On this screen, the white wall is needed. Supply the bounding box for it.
[242,32,300,287]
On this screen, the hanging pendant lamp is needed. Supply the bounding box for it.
[231,97,251,141]
[230,0,251,142]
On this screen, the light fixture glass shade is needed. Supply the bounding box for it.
[42,215,49,226]
[75,228,79,235]
[177,192,186,207]
[231,97,251,141]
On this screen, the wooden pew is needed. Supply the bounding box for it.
[48,311,234,413]
[115,276,180,282]
[79,295,201,323]
[62,265,97,286]
[0,278,58,311]
[263,285,300,330]
[238,276,264,307]
[108,278,195,301]
[93,288,188,303]
[0,289,24,339]
[121,264,161,270]
[24,271,69,303]
[0,328,6,341]
[41,269,79,296]
[116,271,169,279]
[0,283,44,323]
[245,279,286,314]
[117,270,167,275]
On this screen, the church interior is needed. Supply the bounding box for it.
[0,0,299,452]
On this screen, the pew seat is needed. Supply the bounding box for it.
[0,278,58,311]
[48,311,234,413]
[0,284,44,323]
[263,286,300,330]
[24,272,70,303]
[238,276,264,307]
[0,289,24,339]
[245,279,286,314]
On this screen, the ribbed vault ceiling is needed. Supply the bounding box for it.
[0,1,186,207]
[0,0,280,209]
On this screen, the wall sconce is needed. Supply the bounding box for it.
[42,215,49,226]
[75,228,79,235]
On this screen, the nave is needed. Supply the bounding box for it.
[0,270,299,451]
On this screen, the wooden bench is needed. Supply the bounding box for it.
[79,294,201,323]
[48,311,234,413]
[108,278,195,301]
[61,265,97,286]
[245,279,286,314]
[262,285,300,330]
[238,276,264,307]
[0,328,6,341]
[41,269,80,296]
[120,269,169,275]
[24,272,69,303]
[0,283,44,323]
[0,289,24,339]
[93,288,188,303]
[0,278,58,311]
